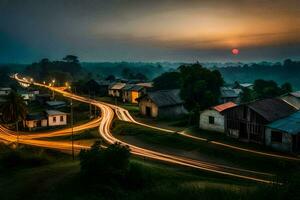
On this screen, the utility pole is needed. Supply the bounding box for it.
[16,120,19,148]
[71,97,74,160]
[89,89,92,118]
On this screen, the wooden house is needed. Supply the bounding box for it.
[108,82,126,98]
[222,98,297,144]
[137,89,187,118]
[220,87,242,104]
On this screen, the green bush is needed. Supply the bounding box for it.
[0,144,50,171]
[79,141,130,181]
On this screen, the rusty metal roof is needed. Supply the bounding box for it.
[213,102,237,112]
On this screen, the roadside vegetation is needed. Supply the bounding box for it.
[112,120,300,181]
[0,141,299,200]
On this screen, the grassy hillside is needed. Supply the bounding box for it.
[0,143,293,200]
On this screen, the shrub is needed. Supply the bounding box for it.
[79,141,131,182]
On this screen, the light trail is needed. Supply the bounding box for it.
[5,74,284,184]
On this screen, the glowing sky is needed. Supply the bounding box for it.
[0,0,299,62]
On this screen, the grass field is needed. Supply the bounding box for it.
[112,120,300,181]
[1,142,296,200]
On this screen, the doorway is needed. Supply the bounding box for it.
[146,106,151,117]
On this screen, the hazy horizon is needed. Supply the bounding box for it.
[1,0,300,63]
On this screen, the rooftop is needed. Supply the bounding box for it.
[141,89,184,107]
[220,87,242,98]
[213,102,237,112]
[267,111,300,135]
[248,98,297,122]
[26,113,47,120]
[45,110,67,116]
[109,82,126,90]
[46,101,66,106]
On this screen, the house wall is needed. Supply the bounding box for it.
[131,91,140,104]
[25,120,37,129]
[199,110,224,133]
[158,105,187,118]
[48,115,67,126]
[265,128,292,152]
[41,119,48,127]
[224,105,267,143]
[109,89,121,97]
[139,98,158,117]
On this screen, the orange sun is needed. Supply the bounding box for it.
[232,48,239,55]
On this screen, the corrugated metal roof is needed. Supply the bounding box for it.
[145,89,184,107]
[45,110,67,116]
[290,91,300,98]
[248,98,297,122]
[26,113,47,120]
[281,95,300,110]
[213,102,237,112]
[109,82,126,90]
[220,87,241,98]
[267,111,300,135]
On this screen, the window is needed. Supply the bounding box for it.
[271,131,282,143]
[53,117,56,123]
[209,116,215,124]
[60,116,64,122]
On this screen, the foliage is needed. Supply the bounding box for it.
[240,87,254,103]
[82,61,165,80]
[253,79,292,100]
[0,144,51,171]
[0,91,27,123]
[179,63,223,111]
[152,71,181,90]
[219,59,300,90]
[79,141,131,181]
[121,67,148,81]
[24,55,83,85]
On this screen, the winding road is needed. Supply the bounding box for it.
[0,74,287,184]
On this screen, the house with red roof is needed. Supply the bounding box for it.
[199,102,237,133]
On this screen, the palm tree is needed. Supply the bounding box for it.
[0,91,27,145]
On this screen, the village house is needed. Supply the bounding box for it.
[19,89,39,102]
[0,87,11,96]
[222,98,297,144]
[122,84,145,104]
[46,101,67,109]
[23,110,68,131]
[281,91,300,110]
[233,82,254,90]
[199,102,236,133]
[46,110,67,126]
[137,89,187,118]
[219,87,242,104]
[85,79,112,97]
[265,111,300,153]
[108,82,126,98]
[36,94,52,105]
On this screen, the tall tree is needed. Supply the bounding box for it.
[0,91,27,145]
[63,55,79,63]
[152,72,181,90]
[179,63,223,111]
